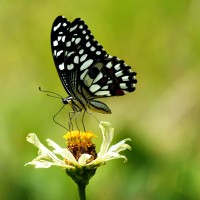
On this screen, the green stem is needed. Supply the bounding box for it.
[78,183,87,200]
[66,168,96,200]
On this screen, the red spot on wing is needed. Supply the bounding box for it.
[115,89,124,96]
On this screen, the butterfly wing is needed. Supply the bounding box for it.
[53,17,137,98]
[51,16,137,114]
[51,16,72,95]
[62,18,109,99]
[81,56,137,98]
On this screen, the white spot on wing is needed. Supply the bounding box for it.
[80,54,87,62]
[115,70,123,77]
[96,51,101,55]
[80,59,93,71]
[59,63,64,70]
[95,90,111,96]
[80,69,88,80]
[63,23,67,27]
[132,83,136,88]
[86,41,91,47]
[62,36,66,42]
[89,84,101,93]
[106,61,112,69]
[53,23,61,31]
[67,52,74,57]
[120,83,128,89]
[122,76,129,81]
[66,41,71,47]
[82,30,86,34]
[107,80,113,84]
[53,50,57,56]
[114,63,121,70]
[57,50,63,57]
[64,50,68,56]
[90,46,95,51]
[101,85,109,90]
[67,63,74,70]
[69,24,78,32]
[79,49,84,55]
[74,56,79,64]
[53,40,58,46]
[75,38,81,45]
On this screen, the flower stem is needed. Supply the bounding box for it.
[78,183,86,200]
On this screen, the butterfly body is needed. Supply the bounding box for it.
[51,16,137,114]
[62,96,111,114]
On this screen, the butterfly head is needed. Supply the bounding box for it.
[62,97,72,105]
[62,96,85,113]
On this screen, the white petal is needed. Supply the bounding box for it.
[78,154,92,165]
[26,133,63,164]
[26,122,132,169]
[26,133,74,169]
[53,148,78,165]
[108,139,131,153]
[25,160,67,168]
[98,152,128,163]
[47,138,78,165]
[26,133,43,148]
[88,122,132,166]
[98,121,114,157]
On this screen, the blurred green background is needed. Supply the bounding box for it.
[1,0,200,199]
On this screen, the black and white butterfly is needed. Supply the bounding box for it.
[51,16,137,116]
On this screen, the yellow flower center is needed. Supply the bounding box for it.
[63,131,97,164]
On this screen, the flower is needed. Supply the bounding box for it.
[25,121,131,170]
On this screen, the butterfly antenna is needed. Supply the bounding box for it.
[39,87,63,99]
[53,104,69,131]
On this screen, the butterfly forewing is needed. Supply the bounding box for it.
[62,18,109,95]
[51,16,72,94]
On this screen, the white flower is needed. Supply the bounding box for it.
[25,121,131,169]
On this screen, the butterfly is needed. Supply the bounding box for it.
[51,16,137,116]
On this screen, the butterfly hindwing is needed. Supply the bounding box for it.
[81,56,137,98]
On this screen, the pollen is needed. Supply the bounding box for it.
[63,131,97,163]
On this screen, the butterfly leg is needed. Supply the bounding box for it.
[68,111,76,131]
[81,110,86,132]
[53,104,69,130]
[73,111,82,131]
[81,110,100,132]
